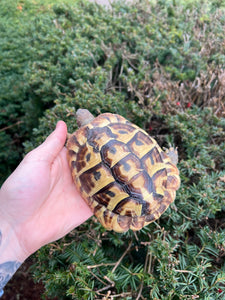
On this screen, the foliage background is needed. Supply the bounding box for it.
[0,0,225,299]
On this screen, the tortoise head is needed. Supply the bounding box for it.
[76,109,95,127]
[66,109,95,143]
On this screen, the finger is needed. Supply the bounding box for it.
[31,121,68,162]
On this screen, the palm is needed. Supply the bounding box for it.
[17,148,92,254]
[0,122,92,256]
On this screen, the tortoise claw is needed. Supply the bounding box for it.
[163,144,178,165]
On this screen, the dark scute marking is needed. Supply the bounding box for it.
[87,126,118,153]
[92,182,117,207]
[94,171,101,181]
[94,182,115,195]
[101,140,129,168]
[94,146,99,153]
[89,140,99,153]
[118,130,128,134]
[87,126,117,143]
[144,171,155,193]
[113,196,145,216]
[152,168,167,184]
[71,160,76,169]
[70,134,80,146]
[102,115,112,123]
[86,153,91,162]
[94,204,102,215]
[135,139,144,146]
[128,131,154,149]
[141,146,164,167]
[158,203,167,214]
[110,147,117,154]
[123,162,131,172]
[163,190,173,204]
[109,123,136,133]
[75,144,89,172]
[126,171,155,197]
[153,192,164,203]
[79,174,95,193]
[68,149,76,157]
[162,179,167,189]
[141,201,150,216]
[112,153,141,185]
[150,146,164,164]
[145,214,156,222]
[106,190,115,197]
[153,167,167,178]
[79,163,102,193]
[77,161,86,173]
[152,168,168,190]
[93,193,110,207]
[71,160,85,173]
[167,175,178,188]
[112,197,131,215]
[116,115,123,123]
[77,144,88,159]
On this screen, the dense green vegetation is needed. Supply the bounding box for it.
[0,0,225,299]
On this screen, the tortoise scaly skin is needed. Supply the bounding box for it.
[67,109,180,233]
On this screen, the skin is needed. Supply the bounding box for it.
[0,120,93,268]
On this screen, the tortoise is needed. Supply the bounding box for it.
[67,109,180,233]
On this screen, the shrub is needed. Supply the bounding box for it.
[31,106,225,299]
[1,0,225,298]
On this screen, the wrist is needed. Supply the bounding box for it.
[0,217,27,293]
[0,215,29,264]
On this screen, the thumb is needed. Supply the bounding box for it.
[31,121,67,162]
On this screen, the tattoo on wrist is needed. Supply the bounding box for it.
[0,231,21,290]
[0,261,21,289]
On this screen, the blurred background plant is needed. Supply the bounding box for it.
[0,0,224,299]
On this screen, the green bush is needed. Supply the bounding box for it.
[31,107,225,300]
[1,0,225,183]
[1,0,225,299]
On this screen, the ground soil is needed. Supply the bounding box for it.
[2,257,57,300]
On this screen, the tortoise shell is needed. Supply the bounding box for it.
[67,109,180,232]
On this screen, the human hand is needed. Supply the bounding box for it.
[0,121,93,261]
